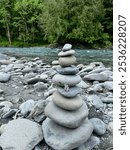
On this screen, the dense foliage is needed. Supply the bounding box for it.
[0,0,113,48]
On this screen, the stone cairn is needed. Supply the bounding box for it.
[42,44,94,150]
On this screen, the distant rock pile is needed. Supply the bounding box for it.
[42,44,94,150]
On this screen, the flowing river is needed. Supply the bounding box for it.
[0,47,113,66]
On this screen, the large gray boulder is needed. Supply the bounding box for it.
[0,119,43,150]
[42,118,93,150]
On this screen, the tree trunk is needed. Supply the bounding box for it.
[6,20,11,45]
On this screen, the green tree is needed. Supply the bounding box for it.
[40,0,107,47]
[0,0,15,44]
[13,0,43,43]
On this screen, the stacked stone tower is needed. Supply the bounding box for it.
[42,44,94,150]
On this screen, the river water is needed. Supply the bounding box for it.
[0,47,113,66]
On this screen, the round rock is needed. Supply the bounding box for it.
[42,118,93,150]
[52,91,83,110]
[58,55,76,67]
[90,118,106,136]
[58,50,75,57]
[57,86,82,97]
[0,72,11,82]
[52,74,81,87]
[56,65,79,75]
[62,43,72,51]
[45,101,88,128]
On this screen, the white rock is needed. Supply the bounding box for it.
[19,99,35,116]
[62,43,72,51]
[0,72,11,82]
[0,119,43,150]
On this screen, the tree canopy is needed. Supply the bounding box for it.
[0,0,113,48]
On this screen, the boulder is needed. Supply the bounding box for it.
[42,118,93,150]
[0,119,43,150]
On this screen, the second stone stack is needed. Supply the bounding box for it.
[42,44,94,150]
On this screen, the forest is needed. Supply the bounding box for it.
[0,0,113,48]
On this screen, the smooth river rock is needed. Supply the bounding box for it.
[19,99,35,116]
[58,50,75,57]
[0,72,11,82]
[84,73,108,81]
[57,86,82,97]
[42,118,93,150]
[45,101,88,128]
[52,91,83,110]
[52,74,81,87]
[90,118,106,136]
[58,55,76,67]
[62,43,72,51]
[0,119,43,150]
[56,65,79,75]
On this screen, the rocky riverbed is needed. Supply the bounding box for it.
[0,52,113,150]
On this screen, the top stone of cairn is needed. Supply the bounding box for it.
[62,43,72,52]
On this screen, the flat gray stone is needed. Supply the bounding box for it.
[57,86,81,97]
[0,72,11,82]
[52,74,81,87]
[75,135,100,150]
[42,118,93,150]
[27,77,47,84]
[62,43,72,51]
[0,119,43,150]
[56,65,79,75]
[58,55,76,67]
[58,50,75,57]
[52,91,83,110]
[84,73,108,81]
[45,101,88,128]
[90,118,106,136]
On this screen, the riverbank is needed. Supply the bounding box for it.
[0,53,113,150]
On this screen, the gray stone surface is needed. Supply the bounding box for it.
[84,73,108,81]
[75,135,100,150]
[52,74,81,87]
[19,99,35,116]
[45,101,88,128]
[42,118,93,150]
[58,50,75,57]
[87,95,104,109]
[0,119,43,150]
[56,65,79,75]
[90,118,106,136]
[57,86,81,97]
[52,91,83,110]
[62,43,72,51]
[0,72,11,82]
[103,81,113,91]
[77,80,90,89]
[58,55,76,67]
